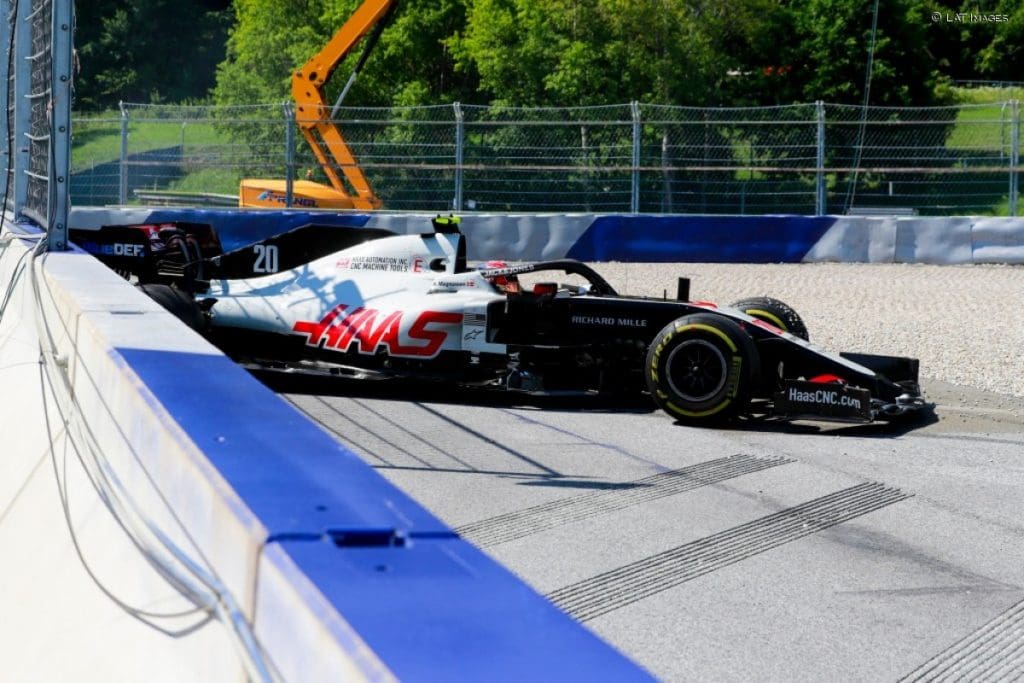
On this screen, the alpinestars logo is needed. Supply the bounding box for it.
[293,305,462,358]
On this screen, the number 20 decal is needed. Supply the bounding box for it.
[253,244,280,274]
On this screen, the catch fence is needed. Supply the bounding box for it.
[3,0,74,248]
[72,100,1022,216]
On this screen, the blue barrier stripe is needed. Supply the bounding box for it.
[567,215,837,263]
[116,347,649,678]
[116,348,449,535]
[280,537,653,681]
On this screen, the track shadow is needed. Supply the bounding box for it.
[709,402,940,437]
[253,368,939,435]
[250,368,656,415]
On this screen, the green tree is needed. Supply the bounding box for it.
[788,0,946,106]
[214,0,474,108]
[75,0,230,110]
[881,1,1024,86]
[707,0,957,107]
[331,0,476,106]
[450,0,726,106]
[697,0,803,106]
[975,0,1024,81]
[213,0,322,107]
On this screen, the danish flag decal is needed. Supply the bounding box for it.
[293,305,462,358]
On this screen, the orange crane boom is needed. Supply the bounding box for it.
[240,0,397,210]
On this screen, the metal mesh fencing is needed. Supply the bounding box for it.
[25,0,53,221]
[72,100,1022,216]
[641,104,821,215]
[826,103,1020,215]
[304,103,460,211]
[71,103,290,206]
[2,0,73,247]
[460,104,634,212]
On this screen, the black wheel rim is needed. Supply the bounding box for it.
[665,339,727,403]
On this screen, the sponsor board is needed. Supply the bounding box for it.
[773,379,871,422]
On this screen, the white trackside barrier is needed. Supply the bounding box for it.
[0,219,649,681]
[0,227,266,681]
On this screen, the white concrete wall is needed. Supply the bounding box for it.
[0,225,407,681]
[802,216,1024,264]
[0,228,261,680]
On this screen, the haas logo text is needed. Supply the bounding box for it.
[293,306,462,358]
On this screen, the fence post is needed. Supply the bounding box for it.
[815,101,826,216]
[661,131,673,214]
[582,124,592,212]
[118,102,128,205]
[1010,100,1020,217]
[11,0,31,217]
[631,101,641,213]
[47,0,74,250]
[0,0,8,199]
[284,102,295,208]
[453,102,464,211]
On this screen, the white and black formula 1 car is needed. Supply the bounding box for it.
[71,216,927,426]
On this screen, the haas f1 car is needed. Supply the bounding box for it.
[72,217,927,426]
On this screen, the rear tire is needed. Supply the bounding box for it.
[138,283,206,333]
[645,313,759,425]
[730,296,808,341]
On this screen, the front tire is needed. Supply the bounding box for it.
[645,313,759,425]
[730,296,809,341]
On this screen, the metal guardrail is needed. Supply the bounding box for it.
[846,207,919,216]
[953,80,1024,89]
[132,189,237,207]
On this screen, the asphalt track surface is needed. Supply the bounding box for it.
[263,263,1024,681]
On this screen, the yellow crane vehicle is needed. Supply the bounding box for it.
[239,0,396,210]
